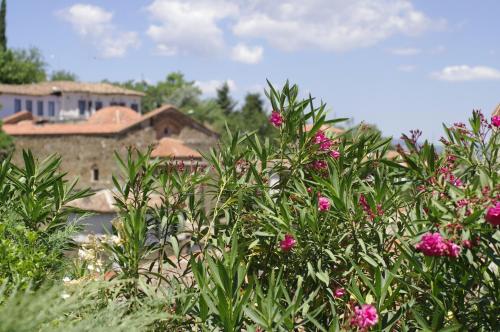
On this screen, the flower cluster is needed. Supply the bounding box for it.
[280,234,296,252]
[485,202,500,227]
[491,115,500,127]
[415,232,461,258]
[351,304,378,330]
[318,196,330,211]
[269,111,284,127]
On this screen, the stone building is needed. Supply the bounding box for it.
[0,81,144,120]
[3,105,218,190]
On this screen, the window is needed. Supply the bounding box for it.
[37,101,44,116]
[91,168,99,182]
[110,101,118,106]
[88,101,93,111]
[163,127,169,136]
[26,100,33,113]
[118,102,126,107]
[130,103,139,112]
[78,100,86,115]
[48,101,55,117]
[95,101,103,111]
[14,99,21,113]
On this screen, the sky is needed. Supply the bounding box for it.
[5,0,500,141]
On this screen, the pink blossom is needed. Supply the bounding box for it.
[269,111,283,127]
[330,150,341,159]
[485,202,500,227]
[333,288,345,298]
[492,115,500,127]
[415,232,448,257]
[318,196,331,211]
[445,240,461,258]
[314,131,333,151]
[280,234,296,252]
[311,160,328,171]
[351,304,378,330]
[448,175,463,187]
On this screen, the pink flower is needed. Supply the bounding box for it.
[269,111,283,127]
[311,160,328,171]
[330,150,341,159]
[314,131,333,151]
[351,304,378,330]
[445,240,461,258]
[485,202,500,227]
[415,232,448,257]
[492,115,500,127]
[333,288,345,298]
[448,175,463,187]
[318,196,331,211]
[280,234,296,252]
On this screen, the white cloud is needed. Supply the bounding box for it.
[195,79,237,96]
[232,0,441,52]
[398,64,416,72]
[390,47,421,56]
[431,65,500,81]
[145,0,441,58]
[146,0,238,56]
[57,4,139,58]
[231,43,263,64]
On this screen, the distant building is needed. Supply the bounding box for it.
[3,105,218,190]
[0,81,144,120]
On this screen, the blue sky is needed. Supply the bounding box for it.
[6,0,500,141]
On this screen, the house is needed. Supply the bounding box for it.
[3,105,218,190]
[0,81,144,120]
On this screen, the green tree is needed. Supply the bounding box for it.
[216,82,236,115]
[0,0,6,51]
[232,92,274,139]
[50,70,78,81]
[0,48,46,84]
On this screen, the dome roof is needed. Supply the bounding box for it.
[87,106,141,125]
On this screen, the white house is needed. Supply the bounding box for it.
[0,81,144,121]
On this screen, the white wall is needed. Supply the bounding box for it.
[0,93,142,120]
[0,94,62,119]
[59,93,142,120]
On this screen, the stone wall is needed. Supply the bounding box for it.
[11,127,155,190]
[10,119,217,191]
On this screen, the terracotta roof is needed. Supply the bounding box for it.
[87,106,141,125]
[152,137,202,159]
[2,111,35,124]
[0,81,144,97]
[3,105,178,136]
[304,124,344,134]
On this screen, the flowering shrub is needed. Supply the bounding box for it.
[1,82,498,331]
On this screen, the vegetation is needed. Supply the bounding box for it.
[51,69,78,81]
[0,82,498,330]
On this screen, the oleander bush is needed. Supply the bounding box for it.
[0,82,498,331]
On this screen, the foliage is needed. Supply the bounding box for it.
[0,121,12,160]
[0,0,6,51]
[51,69,78,81]
[0,47,46,84]
[216,82,237,115]
[0,81,498,331]
[0,152,90,291]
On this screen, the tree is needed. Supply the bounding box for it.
[216,82,236,115]
[0,0,6,51]
[0,48,46,84]
[231,92,275,139]
[50,70,78,81]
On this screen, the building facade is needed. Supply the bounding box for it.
[0,81,144,120]
[3,105,218,190]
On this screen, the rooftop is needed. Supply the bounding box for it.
[0,81,145,97]
[3,105,175,136]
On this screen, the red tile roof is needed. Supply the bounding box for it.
[0,81,144,97]
[152,137,202,159]
[3,105,177,136]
